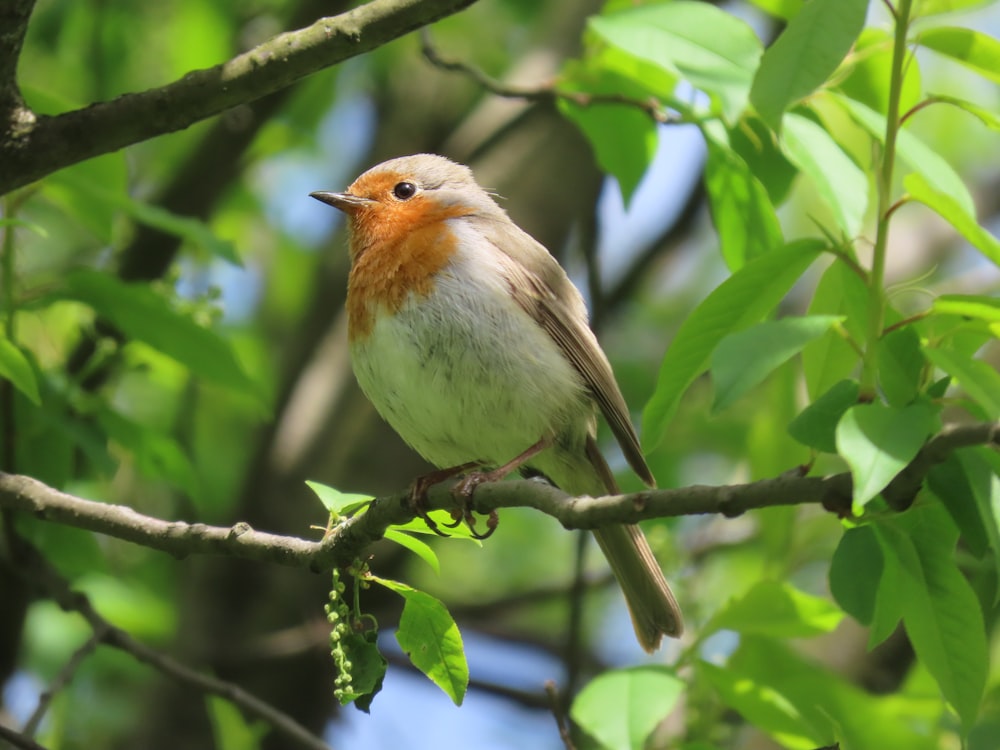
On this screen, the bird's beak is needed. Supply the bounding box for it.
[309,191,372,213]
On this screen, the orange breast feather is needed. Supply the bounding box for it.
[346,197,472,341]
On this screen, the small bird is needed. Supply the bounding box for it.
[311,154,682,650]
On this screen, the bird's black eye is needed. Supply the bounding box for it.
[393,181,417,200]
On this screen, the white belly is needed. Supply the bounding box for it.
[350,251,591,470]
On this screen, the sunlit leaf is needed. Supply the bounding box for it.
[915,0,998,15]
[589,1,762,121]
[920,26,1000,85]
[782,112,868,238]
[703,137,784,270]
[383,530,441,575]
[708,580,843,637]
[305,481,373,517]
[711,315,842,412]
[571,666,683,750]
[59,270,258,396]
[745,0,805,20]
[558,57,659,204]
[750,0,867,129]
[698,660,826,750]
[925,347,1000,418]
[838,28,923,116]
[835,401,940,511]
[369,576,468,705]
[928,93,1000,131]
[904,172,1000,266]
[643,240,825,450]
[832,93,976,216]
[0,337,41,405]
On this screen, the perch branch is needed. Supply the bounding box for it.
[1,422,995,571]
[0,0,480,195]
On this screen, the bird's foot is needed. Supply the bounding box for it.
[408,462,481,537]
[450,469,505,539]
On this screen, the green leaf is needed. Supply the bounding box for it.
[711,315,843,412]
[558,57,659,204]
[571,666,683,750]
[933,293,1000,324]
[959,449,1000,596]
[745,0,805,20]
[929,454,989,558]
[868,524,906,648]
[802,261,868,399]
[925,347,1000,418]
[698,660,826,750]
[97,408,199,497]
[337,629,387,712]
[207,696,267,750]
[920,26,1000,85]
[727,636,941,749]
[51,170,240,265]
[643,240,825,450]
[589,2,762,121]
[874,505,988,731]
[750,0,868,129]
[391,511,483,542]
[832,93,977,217]
[708,580,843,637]
[305,481,373,517]
[928,93,1000,132]
[782,112,868,238]
[904,172,1000,266]
[838,28,923,116]
[369,576,468,705]
[877,325,925,407]
[915,0,997,15]
[835,402,940,511]
[703,137,784,270]
[788,379,860,453]
[829,525,883,625]
[0,337,41,405]
[59,270,257,396]
[383,530,441,575]
[728,116,798,204]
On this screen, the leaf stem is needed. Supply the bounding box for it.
[861,0,912,397]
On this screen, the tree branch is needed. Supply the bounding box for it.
[17,542,332,750]
[420,29,678,125]
[0,0,480,195]
[1,422,995,571]
[0,0,34,116]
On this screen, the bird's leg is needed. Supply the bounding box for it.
[452,435,553,539]
[409,461,482,537]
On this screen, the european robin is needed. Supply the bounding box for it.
[310,154,683,649]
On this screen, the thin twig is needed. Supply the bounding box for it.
[22,630,105,736]
[19,545,332,750]
[420,29,679,125]
[0,724,49,750]
[545,680,576,750]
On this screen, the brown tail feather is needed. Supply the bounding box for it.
[579,437,684,649]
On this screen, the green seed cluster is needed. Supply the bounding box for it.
[325,567,354,700]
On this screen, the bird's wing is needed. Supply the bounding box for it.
[477,215,656,488]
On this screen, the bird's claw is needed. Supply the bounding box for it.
[407,462,501,538]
